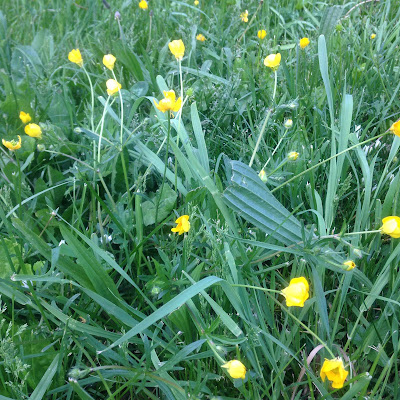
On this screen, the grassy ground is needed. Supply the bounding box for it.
[1,0,400,398]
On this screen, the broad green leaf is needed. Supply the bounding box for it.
[223,161,304,246]
[142,184,177,226]
[319,6,343,38]
[29,354,59,400]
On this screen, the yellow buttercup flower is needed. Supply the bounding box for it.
[343,260,356,271]
[106,79,121,96]
[194,0,199,5]
[221,360,246,379]
[381,216,400,238]
[139,0,148,9]
[281,277,309,307]
[299,37,310,49]
[196,34,206,42]
[390,120,400,137]
[103,54,116,70]
[288,151,299,161]
[240,10,249,22]
[171,215,190,235]
[2,135,21,151]
[68,49,83,67]
[257,30,267,40]
[264,53,281,70]
[169,39,185,60]
[370,33,376,39]
[19,111,31,124]
[24,123,42,139]
[154,90,182,113]
[320,358,348,389]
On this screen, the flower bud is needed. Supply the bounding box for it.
[284,119,293,129]
[258,169,268,182]
[288,151,299,161]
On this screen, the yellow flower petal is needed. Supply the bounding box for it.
[390,120,400,137]
[257,30,267,40]
[2,135,22,151]
[264,53,281,70]
[299,37,310,49]
[343,260,356,271]
[381,216,400,238]
[169,40,185,60]
[281,277,309,307]
[103,54,116,70]
[222,360,246,379]
[68,49,83,67]
[19,111,32,124]
[155,90,182,113]
[320,358,348,389]
[139,0,148,9]
[240,10,249,22]
[24,123,42,139]
[106,79,121,96]
[171,215,190,235]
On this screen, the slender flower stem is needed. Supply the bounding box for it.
[249,70,278,167]
[249,109,272,167]
[112,70,124,145]
[262,127,289,170]
[272,69,277,100]
[82,66,95,132]
[342,229,381,236]
[174,59,184,191]
[233,283,335,358]
[232,284,281,294]
[271,132,389,193]
[179,59,184,103]
[155,113,171,225]
[266,159,289,178]
[97,96,110,164]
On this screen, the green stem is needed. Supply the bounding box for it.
[249,109,272,167]
[174,59,184,191]
[232,284,280,294]
[262,127,289,170]
[112,70,124,145]
[272,69,277,100]
[271,132,389,193]
[97,96,110,164]
[82,65,95,132]
[15,154,22,220]
[249,70,278,168]
[266,159,289,178]
[155,113,171,225]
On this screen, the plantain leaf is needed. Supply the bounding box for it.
[319,6,343,38]
[223,161,305,246]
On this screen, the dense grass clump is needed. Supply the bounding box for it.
[0,0,400,399]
